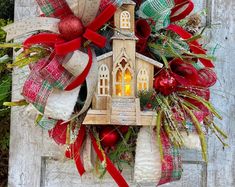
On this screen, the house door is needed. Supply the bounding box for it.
[9,0,235,187]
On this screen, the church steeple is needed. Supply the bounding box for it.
[114,0,136,34]
[112,1,138,97]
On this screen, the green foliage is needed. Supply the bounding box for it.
[0,74,11,104]
[0,18,12,114]
[138,89,159,110]
[0,0,14,20]
[0,16,13,185]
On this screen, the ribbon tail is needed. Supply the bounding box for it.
[87,4,117,31]
[90,132,129,187]
[66,125,87,176]
[167,24,214,68]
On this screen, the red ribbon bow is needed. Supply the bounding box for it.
[22,3,117,114]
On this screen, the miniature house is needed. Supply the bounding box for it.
[83,0,162,126]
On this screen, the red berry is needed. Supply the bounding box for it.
[146,103,152,109]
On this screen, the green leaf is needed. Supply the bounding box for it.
[182,104,208,162]
[178,91,222,120]
[156,109,164,161]
[0,74,11,102]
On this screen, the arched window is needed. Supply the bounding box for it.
[120,11,131,29]
[114,59,133,96]
[137,69,149,91]
[98,64,109,96]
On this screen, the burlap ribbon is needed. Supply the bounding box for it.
[3,1,117,118]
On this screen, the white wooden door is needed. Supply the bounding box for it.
[8,0,235,186]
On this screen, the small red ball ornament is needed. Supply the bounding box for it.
[146,103,152,109]
[154,70,178,96]
[100,127,120,147]
[119,126,129,134]
[58,15,84,41]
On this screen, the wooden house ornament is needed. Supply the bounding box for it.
[83,0,163,126]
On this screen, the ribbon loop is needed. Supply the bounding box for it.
[170,0,194,22]
[55,38,82,55]
[23,33,65,48]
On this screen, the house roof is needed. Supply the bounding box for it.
[111,31,138,41]
[97,51,113,61]
[122,0,136,5]
[136,52,163,68]
[97,51,163,68]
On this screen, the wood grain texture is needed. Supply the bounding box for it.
[10,0,235,186]
[207,0,235,186]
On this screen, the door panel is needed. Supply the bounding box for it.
[10,0,235,187]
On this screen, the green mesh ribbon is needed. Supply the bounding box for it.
[138,0,175,30]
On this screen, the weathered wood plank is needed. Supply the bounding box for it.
[207,0,235,186]
[9,0,215,187]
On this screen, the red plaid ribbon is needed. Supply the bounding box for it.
[36,0,73,18]
[23,3,117,113]
[23,56,73,113]
[158,131,182,185]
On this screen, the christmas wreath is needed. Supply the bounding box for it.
[0,0,227,186]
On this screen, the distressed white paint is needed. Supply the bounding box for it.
[9,0,235,186]
[207,0,235,186]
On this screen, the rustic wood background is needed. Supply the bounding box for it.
[8,0,235,186]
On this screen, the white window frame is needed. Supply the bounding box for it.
[137,69,149,91]
[120,11,131,29]
[98,64,110,96]
[113,48,134,97]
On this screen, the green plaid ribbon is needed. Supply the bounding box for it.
[38,117,57,130]
[36,0,73,18]
[159,131,182,185]
[138,0,175,30]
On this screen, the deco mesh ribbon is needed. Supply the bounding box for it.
[138,0,175,30]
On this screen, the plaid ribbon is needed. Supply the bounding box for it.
[38,117,57,130]
[36,0,73,18]
[22,2,117,113]
[138,0,175,30]
[159,131,182,185]
[22,57,73,113]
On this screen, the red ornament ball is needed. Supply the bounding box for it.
[58,15,84,41]
[119,126,129,134]
[100,127,120,147]
[146,103,152,109]
[154,70,178,96]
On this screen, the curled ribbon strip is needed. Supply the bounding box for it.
[167,24,214,67]
[170,0,194,22]
[65,125,87,176]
